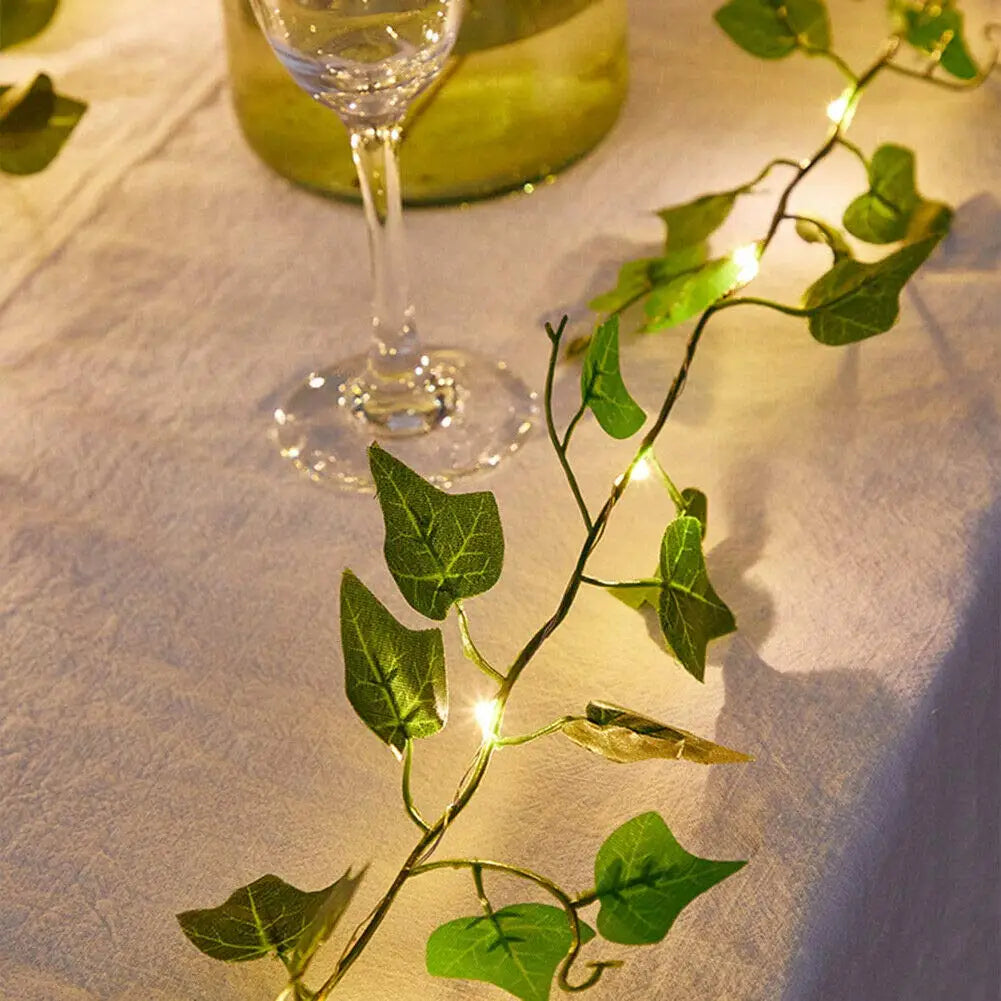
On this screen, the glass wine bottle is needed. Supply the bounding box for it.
[222,0,629,204]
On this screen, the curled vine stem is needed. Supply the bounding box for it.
[558,955,624,994]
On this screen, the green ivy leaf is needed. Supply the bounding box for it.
[714,0,830,59]
[562,701,752,765]
[784,0,832,47]
[588,245,708,316]
[593,813,746,945]
[340,570,447,754]
[427,903,595,1001]
[893,0,978,80]
[649,243,710,278]
[589,258,657,315]
[580,316,646,439]
[288,868,367,977]
[715,0,797,58]
[658,515,736,681]
[593,178,770,326]
[177,870,363,973]
[842,144,932,245]
[369,444,504,620]
[1,0,58,49]
[643,254,745,332]
[608,491,707,615]
[0,74,86,175]
[794,217,853,261]
[658,193,737,251]
[803,221,950,345]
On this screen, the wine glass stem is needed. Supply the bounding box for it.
[350,124,418,381]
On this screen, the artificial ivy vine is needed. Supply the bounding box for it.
[178,3,999,1000]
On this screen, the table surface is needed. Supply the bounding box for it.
[3,2,1000,1001]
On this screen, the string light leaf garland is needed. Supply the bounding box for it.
[587,2,998,349]
[587,163,788,334]
[178,433,748,999]
[177,2,998,1000]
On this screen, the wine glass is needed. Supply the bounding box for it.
[248,0,538,489]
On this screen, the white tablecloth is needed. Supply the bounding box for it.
[2,2,1000,1000]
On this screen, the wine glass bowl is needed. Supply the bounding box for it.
[255,0,462,125]
[248,0,537,488]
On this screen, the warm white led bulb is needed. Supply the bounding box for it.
[732,243,760,284]
[630,458,652,481]
[474,700,498,740]
[826,89,856,128]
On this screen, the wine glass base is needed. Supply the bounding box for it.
[273,348,539,490]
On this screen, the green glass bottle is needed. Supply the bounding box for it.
[221,0,629,204]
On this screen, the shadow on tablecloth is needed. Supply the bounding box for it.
[697,499,1001,1001]
[786,500,1001,1001]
